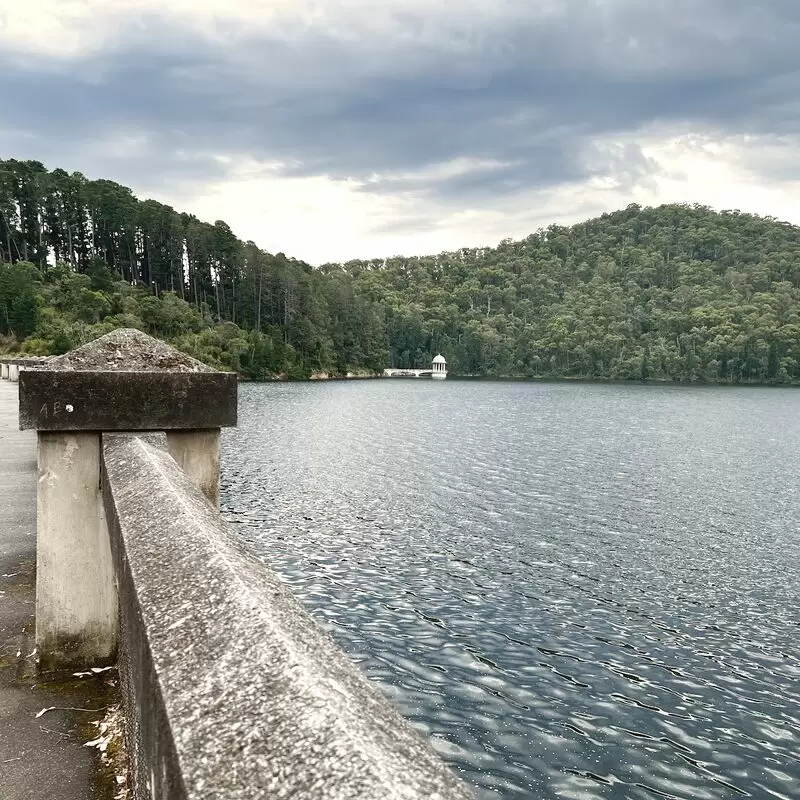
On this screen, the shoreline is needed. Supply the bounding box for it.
[239,372,800,388]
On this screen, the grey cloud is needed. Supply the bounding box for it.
[1,0,799,211]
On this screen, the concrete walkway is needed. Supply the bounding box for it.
[0,380,112,799]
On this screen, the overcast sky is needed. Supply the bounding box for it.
[2,0,799,264]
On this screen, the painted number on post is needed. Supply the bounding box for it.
[39,402,76,419]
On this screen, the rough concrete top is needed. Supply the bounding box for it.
[102,433,473,800]
[46,329,214,372]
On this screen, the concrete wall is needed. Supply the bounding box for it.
[19,332,468,798]
[102,432,472,800]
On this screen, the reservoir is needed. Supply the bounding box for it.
[221,380,800,800]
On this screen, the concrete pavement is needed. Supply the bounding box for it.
[0,379,113,799]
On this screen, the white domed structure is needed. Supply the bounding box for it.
[431,353,447,379]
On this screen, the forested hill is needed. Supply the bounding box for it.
[338,203,800,382]
[2,158,800,383]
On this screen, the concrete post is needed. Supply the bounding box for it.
[36,432,116,668]
[18,329,237,669]
[9,364,19,382]
[1,362,8,379]
[166,429,222,507]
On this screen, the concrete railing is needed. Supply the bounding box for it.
[0,355,52,382]
[103,432,470,799]
[17,329,472,800]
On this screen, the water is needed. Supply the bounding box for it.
[220,380,800,800]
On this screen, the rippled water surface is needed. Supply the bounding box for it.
[221,380,800,799]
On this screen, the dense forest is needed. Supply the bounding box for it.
[2,157,800,383]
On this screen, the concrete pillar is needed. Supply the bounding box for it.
[9,364,19,382]
[166,429,221,507]
[36,432,116,670]
[1,363,8,379]
[17,328,237,670]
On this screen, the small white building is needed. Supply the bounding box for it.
[432,354,447,380]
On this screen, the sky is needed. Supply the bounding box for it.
[1,0,800,265]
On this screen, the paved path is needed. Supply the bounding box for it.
[0,380,111,799]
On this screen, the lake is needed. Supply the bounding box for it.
[220,379,800,800]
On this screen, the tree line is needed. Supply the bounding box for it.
[3,157,800,383]
[0,159,386,378]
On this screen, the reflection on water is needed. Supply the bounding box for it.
[221,380,800,799]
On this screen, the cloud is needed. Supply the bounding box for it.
[1,0,800,262]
